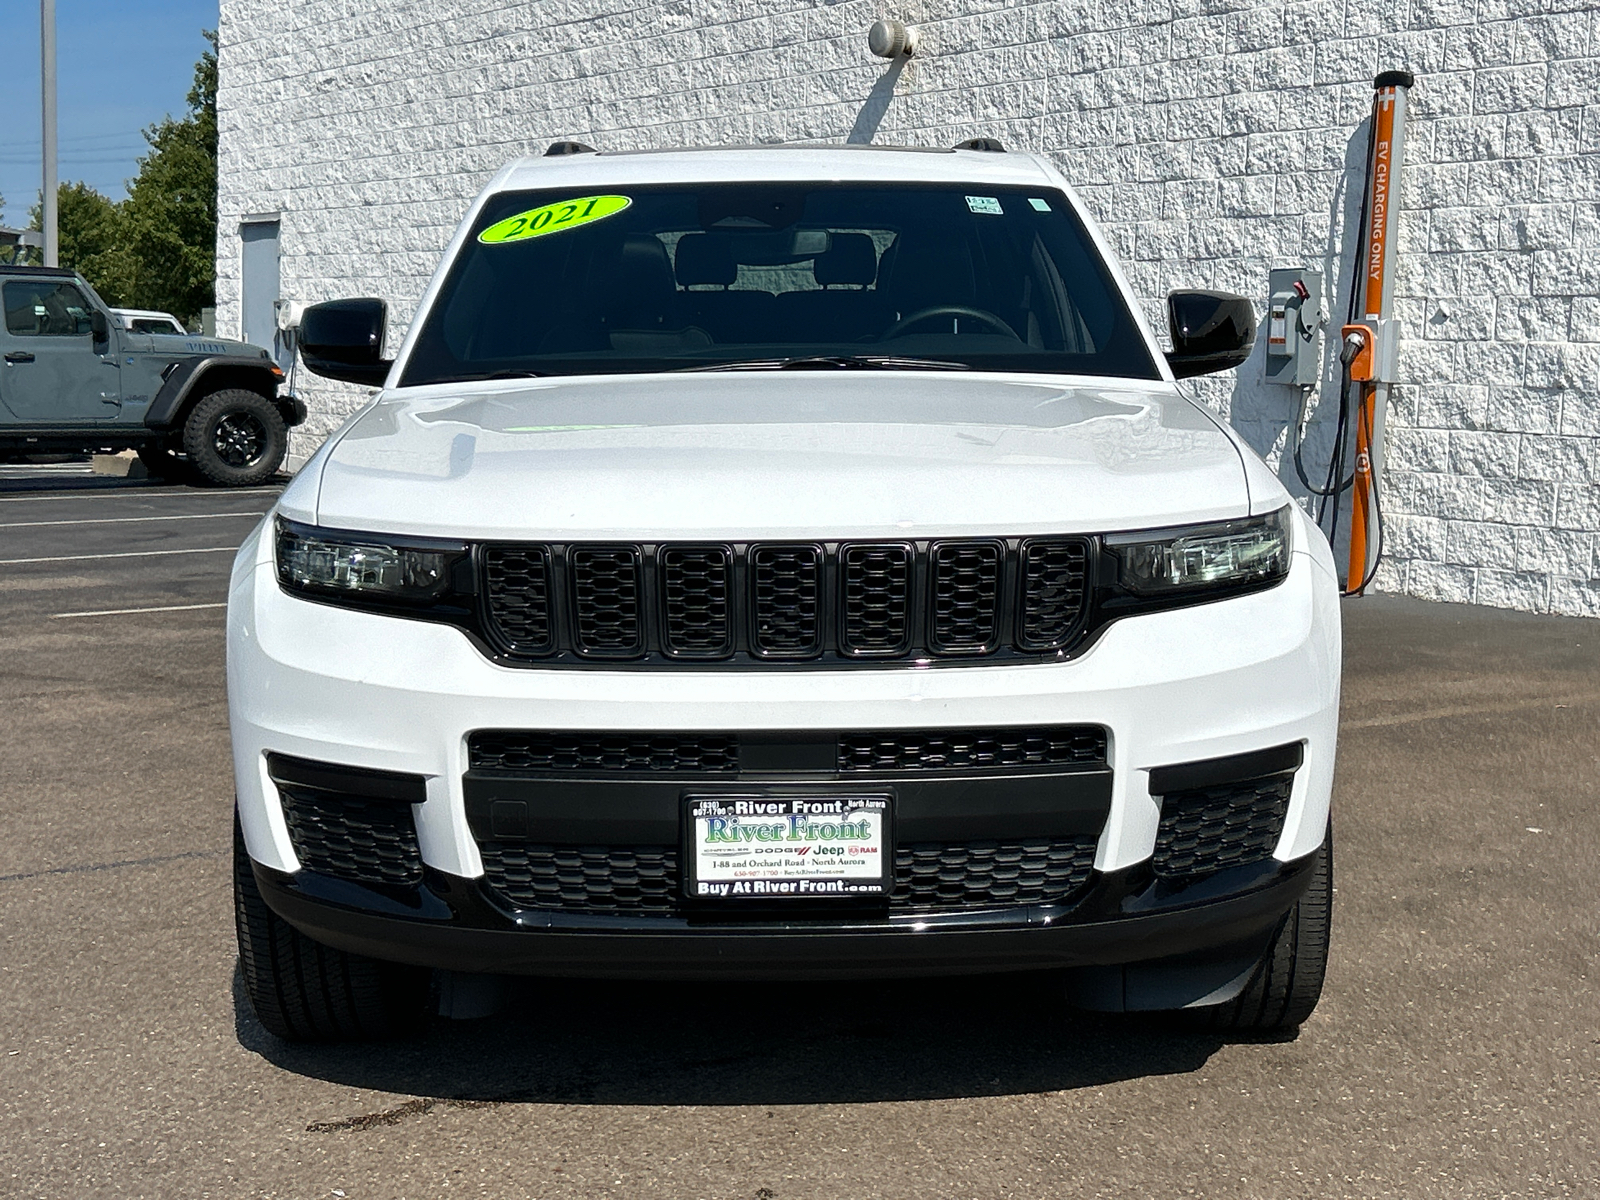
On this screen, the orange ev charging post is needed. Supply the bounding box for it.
[1344,70,1414,594]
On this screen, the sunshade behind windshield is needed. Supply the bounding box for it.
[400,183,1160,384]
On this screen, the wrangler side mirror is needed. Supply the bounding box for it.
[90,308,109,345]
[1166,290,1255,379]
[300,298,393,386]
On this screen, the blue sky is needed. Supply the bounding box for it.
[0,0,218,227]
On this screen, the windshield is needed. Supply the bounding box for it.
[400,182,1160,385]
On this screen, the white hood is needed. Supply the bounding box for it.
[302,373,1249,541]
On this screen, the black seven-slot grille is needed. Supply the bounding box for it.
[475,837,1100,914]
[468,726,1108,775]
[479,538,1089,665]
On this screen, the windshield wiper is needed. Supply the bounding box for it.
[445,369,546,382]
[675,355,969,373]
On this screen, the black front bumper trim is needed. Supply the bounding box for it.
[253,848,1320,981]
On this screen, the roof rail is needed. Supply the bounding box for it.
[545,140,597,156]
[953,137,1007,153]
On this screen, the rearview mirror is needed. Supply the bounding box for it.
[299,298,393,386]
[1166,290,1255,379]
[90,308,109,344]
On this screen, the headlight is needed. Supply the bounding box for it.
[1105,506,1291,596]
[274,517,472,608]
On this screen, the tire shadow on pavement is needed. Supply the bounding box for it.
[233,964,1229,1106]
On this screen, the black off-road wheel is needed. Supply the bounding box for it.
[234,814,431,1042]
[182,389,287,487]
[136,443,200,484]
[1187,825,1333,1034]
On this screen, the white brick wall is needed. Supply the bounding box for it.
[218,0,1600,616]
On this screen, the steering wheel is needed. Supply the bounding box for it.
[881,305,1018,341]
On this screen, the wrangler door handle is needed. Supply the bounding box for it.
[3,352,35,364]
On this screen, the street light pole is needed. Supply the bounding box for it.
[41,0,58,267]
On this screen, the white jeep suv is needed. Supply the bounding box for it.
[228,142,1340,1041]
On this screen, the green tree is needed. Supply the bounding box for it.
[120,30,217,323]
[16,35,216,315]
[28,182,134,303]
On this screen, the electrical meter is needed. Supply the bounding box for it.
[1264,267,1323,386]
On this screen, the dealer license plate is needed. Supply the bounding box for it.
[684,795,891,900]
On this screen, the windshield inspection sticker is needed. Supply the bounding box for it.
[966,195,1003,215]
[1028,197,1052,211]
[478,194,632,244]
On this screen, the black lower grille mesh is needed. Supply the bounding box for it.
[478,843,679,913]
[467,727,1106,775]
[469,730,740,774]
[839,727,1107,772]
[477,837,1099,914]
[277,785,422,887]
[894,836,1099,907]
[1151,774,1294,877]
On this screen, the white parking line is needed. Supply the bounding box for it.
[0,487,283,504]
[0,546,239,565]
[0,511,269,529]
[49,602,227,620]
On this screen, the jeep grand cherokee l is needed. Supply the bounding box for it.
[229,143,1339,1041]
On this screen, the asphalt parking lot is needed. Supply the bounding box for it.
[1,463,1596,1199]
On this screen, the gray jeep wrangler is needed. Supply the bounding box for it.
[0,266,305,486]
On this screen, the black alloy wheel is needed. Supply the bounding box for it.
[216,411,267,467]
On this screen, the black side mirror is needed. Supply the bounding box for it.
[1166,290,1255,379]
[90,308,109,344]
[299,298,393,385]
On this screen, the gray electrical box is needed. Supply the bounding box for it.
[1264,267,1323,386]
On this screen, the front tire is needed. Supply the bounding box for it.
[233,814,430,1042]
[1188,826,1333,1033]
[182,389,287,486]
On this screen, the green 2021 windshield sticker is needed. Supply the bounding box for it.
[478,194,632,244]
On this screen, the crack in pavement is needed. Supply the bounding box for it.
[0,849,222,884]
[1343,691,1600,729]
[306,1097,505,1133]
